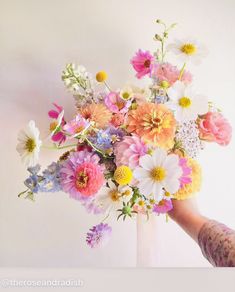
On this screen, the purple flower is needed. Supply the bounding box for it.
[86,223,112,248]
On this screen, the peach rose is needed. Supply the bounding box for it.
[198,112,232,146]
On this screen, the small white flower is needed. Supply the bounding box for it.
[167,81,208,122]
[16,120,42,167]
[120,86,134,101]
[133,148,182,201]
[168,38,208,65]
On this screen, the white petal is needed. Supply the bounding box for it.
[133,167,149,180]
[163,178,180,194]
[139,154,154,170]
[138,178,154,196]
[152,148,167,166]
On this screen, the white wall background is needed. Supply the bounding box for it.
[0,0,235,267]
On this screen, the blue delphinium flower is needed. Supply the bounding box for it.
[24,164,41,193]
[40,162,62,192]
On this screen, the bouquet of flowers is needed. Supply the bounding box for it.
[17,20,232,248]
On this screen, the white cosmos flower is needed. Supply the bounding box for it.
[167,81,208,122]
[133,148,182,201]
[168,38,208,65]
[95,180,133,212]
[120,85,134,101]
[16,120,42,167]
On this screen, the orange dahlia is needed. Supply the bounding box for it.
[79,103,112,129]
[126,103,176,149]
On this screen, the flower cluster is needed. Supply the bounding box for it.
[16,20,232,248]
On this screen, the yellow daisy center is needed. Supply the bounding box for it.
[179,96,192,108]
[25,138,36,152]
[50,121,58,132]
[122,92,130,100]
[160,80,170,89]
[164,191,171,197]
[138,200,145,207]
[110,190,120,201]
[150,167,166,182]
[114,166,133,185]
[76,171,88,188]
[123,189,131,196]
[180,43,197,55]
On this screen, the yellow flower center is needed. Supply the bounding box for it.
[164,191,171,197]
[122,92,130,100]
[150,167,166,182]
[178,97,192,108]
[50,121,58,132]
[114,166,133,186]
[138,200,145,207]
[123,189,131,196]
[110,190,120,201]
[25,138,36,152]
[180,43,197,55]
[76,171,88,188]
[160,80,170,89]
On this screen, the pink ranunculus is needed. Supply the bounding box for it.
[130,49,154,79]
[198,111,232,146]
[151,62,193,85]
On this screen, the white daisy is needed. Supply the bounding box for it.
[95,180,133,212]
[133,148,182,201]
[16,120,42,167]
[120,85,134,101]
[168,38,208,65]
[167,81,208,122]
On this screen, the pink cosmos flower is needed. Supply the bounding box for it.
[48,103,66,144]
[131,49,154,79]
[198,112,232,146]
[179,157,192,188]
[151,62,192,86]
[104,92,131,114]
[153,199,173,214]
[60,150,105,200]
[114,135,148,169]
[63,114,90,137]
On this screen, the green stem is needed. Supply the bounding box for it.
[102,212,110,223]
[104,81,112,92]
[42,143,77,150]
[178,63,186,80]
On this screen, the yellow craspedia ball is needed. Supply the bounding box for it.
[96,71,108,82]
[174,158,202,200]
[114,165,133,186]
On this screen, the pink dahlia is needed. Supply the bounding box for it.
[114,135,148,169]
[131,49,154,79]
[105,92,131,114]
[151,62,192,86]
[48,103,66,144]
[60,150,105,200]
[179,157,192,188]
[153,199,173,214]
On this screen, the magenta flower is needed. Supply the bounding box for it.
[114,135,148,169]
[153,199,173,214]
[48,103,66,144]
[130,49,154,79]
[86,223,112,248]
[104,92,131,114]
[60,150,105,200]
[179,157,192,188]
[63,114,90,137]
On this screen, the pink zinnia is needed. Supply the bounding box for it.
[153,199,173,214]
[110,113,125,127]
[114,135,148,169]
[179,157,192,188]
[48,103,66,144]
[151,62,192,86]
[104,92,131,114]
[60,150,105,200]
[131,49,154,79]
